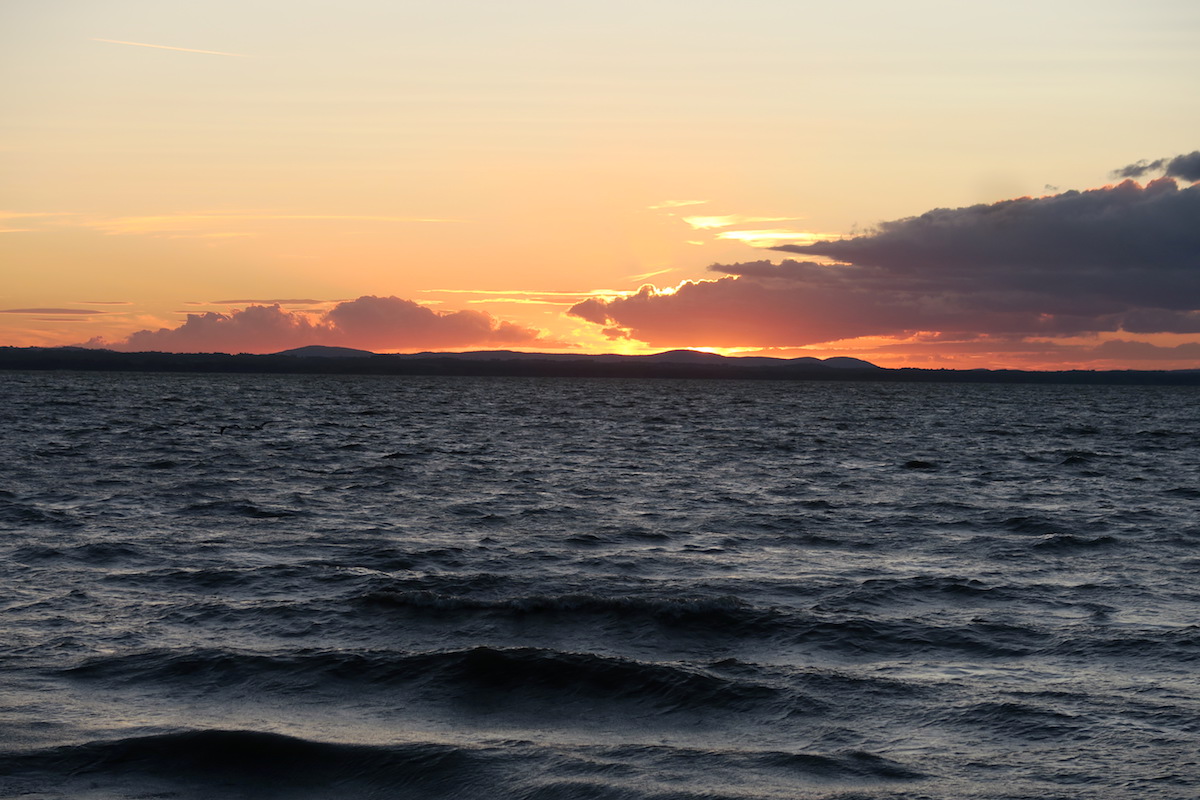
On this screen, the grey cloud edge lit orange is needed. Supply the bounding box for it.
[569,177,1200,350]
[81,296,555,354]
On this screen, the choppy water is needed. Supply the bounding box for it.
[1,371,1198,799]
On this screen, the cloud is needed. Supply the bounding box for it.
[88,295,548,354]
[1,308,106,315]
[425,289,609,297]
[1112,151,1200,182]
[322,295,543,350]
[834,335,1200,370]
[1089,339,1200,361]
[0,211,456,238]
[211,298,328,305]
[681,215,798,230]
[0,212,78,221]
[1112,160,1164,180]
[84,213,458,236]
[91,38,251,57]
[773,178,1199,311]
[626,268,675,281]
[0,211,79,233]
[648,200,708,210]
[713,229,833,245]
[569,178,1200,348]
[421,288,635,305]
[568,277,907,345]
[674,212,834,247]
[1165,152,1200,182]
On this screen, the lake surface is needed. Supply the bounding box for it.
[2,372,1198,799]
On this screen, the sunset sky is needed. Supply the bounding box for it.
[3,0,1198,369]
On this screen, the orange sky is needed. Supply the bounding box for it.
[3,1,1199,369]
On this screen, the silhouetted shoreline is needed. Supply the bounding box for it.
[3,346,1197,384]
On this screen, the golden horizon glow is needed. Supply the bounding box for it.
[2,2,1196,369]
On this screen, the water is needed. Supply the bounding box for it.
[1,372,1197,799]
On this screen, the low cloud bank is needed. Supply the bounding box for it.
[570,178,1200,348]
[88,295,546,353]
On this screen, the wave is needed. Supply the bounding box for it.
[1050,627,1200,661]
[0,730,492,799]
[179,499,306,518]
[100,562,345,592]
[0,729,926,799]
[358,586,786,634]
[1000,514,1077,536]
[786,616,1053,658]
[939,700,1088,741]
[10,541,143,564]
[1030,533,1120,551]
[814,575,1007,609]
[61,646,785,713]
[0,500,83,529]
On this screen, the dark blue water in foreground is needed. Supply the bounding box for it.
[1,372,1198,799]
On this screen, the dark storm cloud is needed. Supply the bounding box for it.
[569,179,1200,347]
[1164,151,1200,182]
[1090,339,1200,361]
[1116,309,1200,334]
[1113,159,1168,179]
[774,179,1200,310]
[1112,151,1200,182]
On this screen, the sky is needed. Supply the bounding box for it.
[3,0,1199,369]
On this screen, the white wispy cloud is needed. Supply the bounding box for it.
[626,267,675,281]
[682,214,800,230]
[0,211,78,233]
[91,38,251,57]
[423,287,649,307]
[85,213,460,235]
[715,229,838,245]
[0,308,107,315]
[209,298,331,306]
[466,298,572,306]
[648,200,708,210]
[0,210,456,237]
[424,289,624,297]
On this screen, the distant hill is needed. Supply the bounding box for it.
[3,346,1198,384]
[274,345,378,358]
[820,356,881,369]
[361,348,884,369]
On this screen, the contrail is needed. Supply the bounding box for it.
[91,38,250,57]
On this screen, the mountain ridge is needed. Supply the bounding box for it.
[274,345,882,369]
